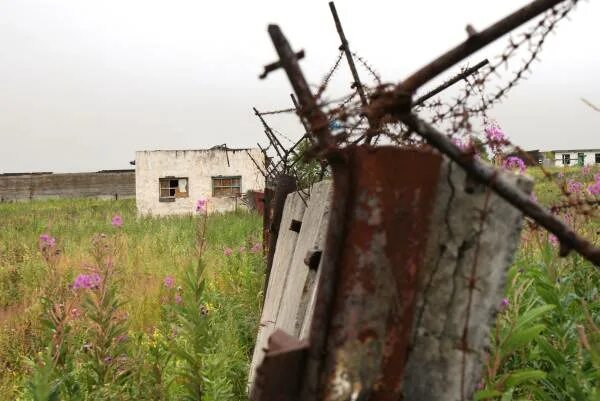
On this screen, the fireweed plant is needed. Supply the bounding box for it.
[21,198,265,401]
[470,125,600,400]
[165,198,211,401]
[26,226,132,399]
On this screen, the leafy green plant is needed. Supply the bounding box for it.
[478,209,600,400]
[2,198,263,400]
[76,233,130,396]
[167,207,210,401]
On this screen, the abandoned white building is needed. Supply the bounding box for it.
[135,146,265,216]
[518,148,600,167]
[551,149,600,167]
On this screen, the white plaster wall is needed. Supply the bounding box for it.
[135,148,265,216]
[554,150,600,167]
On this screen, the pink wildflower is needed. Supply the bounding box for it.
[39,233,56,248]
[223,247,233,257]
[174,294,182,304]
[582,165,592,176]
[500,298,509,308]
[588,180,600,196]
[484,122,507,151]
[549,234,559,248]
[116,334,128,343]
[250,243,262,254]
[561,213,573,228]
[73,273,102,290]
[196,199,208,213]
[452,136,472,152]
[111,214,123,228]
[163,276,175,289]
[503,156,526,174]
[567,179,583,194]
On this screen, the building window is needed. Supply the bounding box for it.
[159,177,188,202]
[562,154,570,166]
[212,176,241,197]
[596,153,600,164]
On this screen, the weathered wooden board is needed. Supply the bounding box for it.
[277,180,332,339]
[402,161,533,401]
[248,191,307,388]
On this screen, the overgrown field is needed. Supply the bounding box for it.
[0,199,263,400]
[0,165,599,400]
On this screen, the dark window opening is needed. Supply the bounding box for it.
[596,153,600,164]
[212,176,241,197]
[159,177,188,202]
[562,154,570,166]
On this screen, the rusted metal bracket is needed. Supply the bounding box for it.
[304,248,322,271]
[250,330,309,401]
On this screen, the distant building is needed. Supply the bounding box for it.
[135,146,265,216]
[551,149,600,167]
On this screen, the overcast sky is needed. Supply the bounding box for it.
[0,0,598,173]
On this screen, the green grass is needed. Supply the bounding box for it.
[0,198,263,400]
[527,165,599,205]
[478,165,600,400]
[0,164,598,400]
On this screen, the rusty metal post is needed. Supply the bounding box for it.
[310,147,441,400]
[262,25,439,401]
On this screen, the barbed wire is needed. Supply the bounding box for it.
[422,0,577,129]
[256,107,296,116]
[256,0,599,226]
[350,51,382,85]
[270,126,296,145]
[315,50,344,100]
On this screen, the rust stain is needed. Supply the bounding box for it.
[321,146,441,401]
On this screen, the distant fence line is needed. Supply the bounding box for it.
[0,170,135,202]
